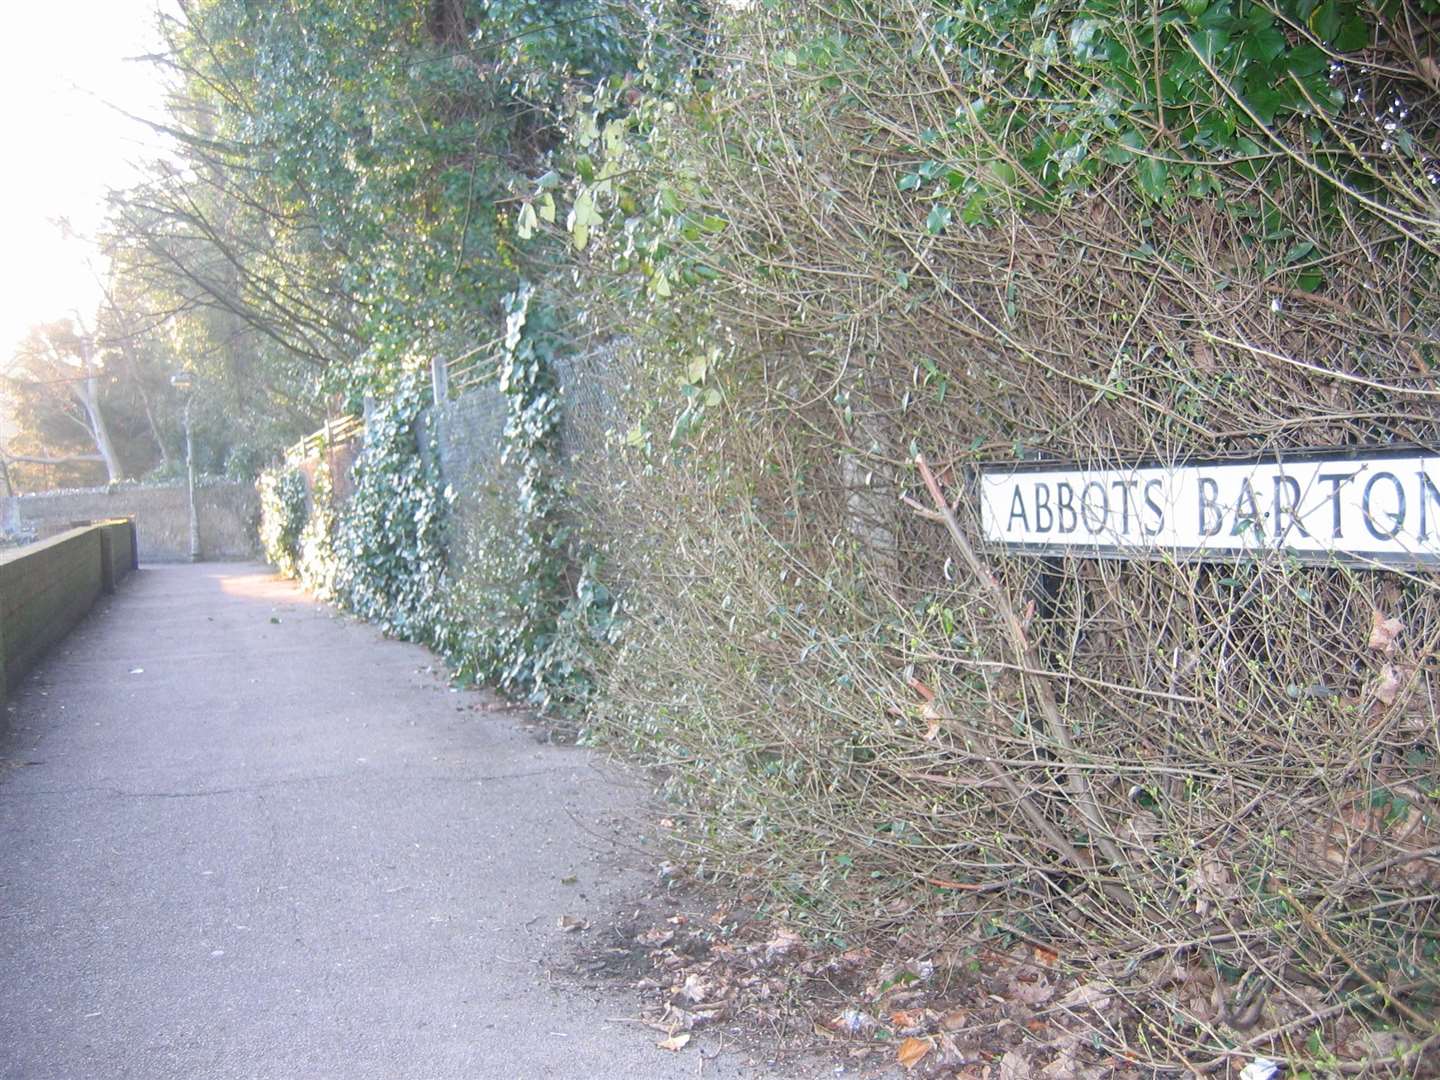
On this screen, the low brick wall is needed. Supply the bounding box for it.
[2,481,259,562]
[98,518,139,593]
[0,521,136,698]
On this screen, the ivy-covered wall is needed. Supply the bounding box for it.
[257,294,626,719]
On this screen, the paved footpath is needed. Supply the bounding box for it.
[0,564,790,1080]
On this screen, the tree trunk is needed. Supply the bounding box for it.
[69,341,126,483]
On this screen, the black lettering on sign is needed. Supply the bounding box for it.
[1231,478,1261,537]
[1317,472,1352,538]
[1008,487,1029,531]
[1110,479,1137,535]
[1419,469,1440,541]
[1056,482,1077,533]
[983,453,1440,565]
[1142,479,1164,536]
[1081,481,1108,534]
[1198,476,1222,537]
[1034,483,1053,533]
[1271,475,1309,539]
[1363,472,1405,541]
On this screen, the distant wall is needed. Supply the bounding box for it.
[0,521,136,698]
[2,481,259,563]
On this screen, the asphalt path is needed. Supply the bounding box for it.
[0,563,803,1080]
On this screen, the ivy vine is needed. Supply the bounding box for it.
[444,284,569,691]
[257,463,307,578]
[333,370,454,644]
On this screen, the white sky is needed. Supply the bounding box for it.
[0,1,173,363]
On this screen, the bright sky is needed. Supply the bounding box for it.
[0,1,173,362]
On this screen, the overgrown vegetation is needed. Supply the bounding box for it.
[259,370,453,649]
[237,0,1440,1070]
[442,285,570,693]
[532,0,1440,1072]
[257,463,307,578]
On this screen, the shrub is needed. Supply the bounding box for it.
[333,370,453,643]
[297,454,339,598]
[558,0,1440,1069]
[257,463,307,577]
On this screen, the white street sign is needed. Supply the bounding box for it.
[978,451,1440,566]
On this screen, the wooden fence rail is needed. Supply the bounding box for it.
[283,415,364,465]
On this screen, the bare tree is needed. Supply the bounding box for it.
[4,319,127,484]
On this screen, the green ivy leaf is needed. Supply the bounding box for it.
[1243,86,1287,126]
[1286,45,1329,77]
[602,118,627,158]
[568,189,601,251]
[1308,0,1342,42]
[1333,15,1370,50]
[1188,28,1230,64]
[1240,26,1286,63]
[1136,154,1169,202]
[1283,240,1316,264]
[925,205,953,234]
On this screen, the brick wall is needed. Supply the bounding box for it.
[2,481,259,563]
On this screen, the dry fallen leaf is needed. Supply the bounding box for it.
[1191,339,1215,374]
[762,927,803,963]
[908,676,936,702]
[1121,810,1162,846]
[1040,1043,1083,1080]
[920,698,953,740]
[1190,855,1240,918]
[679,972,709,1003]
[1033,944,1058,966]
[897,1036,932,1070]
[557,914,588,932]
[1372,663,1403,706]
[1059,981,1114,1011]
[1008,974,1055,1005]
[889,1008,925,1028]
[999,1048,1031,1080]
[1369,609,1405,653]
[656,1033,691,1052]
[939,1009,968,1031]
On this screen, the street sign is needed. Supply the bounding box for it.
[978,450,1440,567]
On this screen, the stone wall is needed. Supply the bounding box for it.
[0,521,136,698]
[2,481,260,563]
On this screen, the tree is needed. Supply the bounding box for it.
[3,319,128,487]
[106,0,641,402]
